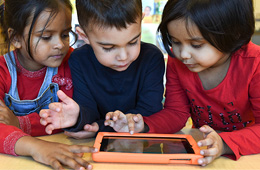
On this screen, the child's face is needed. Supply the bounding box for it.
[167,19,230,73]
[84,19,142,72]
[17,8,72,71]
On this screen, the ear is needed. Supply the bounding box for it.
[8,28,22,49]
[142,13,145,20]
[75,26,90,44]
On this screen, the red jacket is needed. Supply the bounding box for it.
[144,42,260,160]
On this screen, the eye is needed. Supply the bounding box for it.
[62,33,70,39]
[129,40,138,46]
[102,46,114,52]
[191,43,203,49]
[172,40,181,45]
[41,35,52,41]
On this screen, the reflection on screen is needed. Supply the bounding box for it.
[100,136,195,154]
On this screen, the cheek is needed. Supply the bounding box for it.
[95,52,114,66]
[172,47,181,59]
[129,46,141,61]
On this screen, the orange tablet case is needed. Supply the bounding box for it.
[92,132,203,164]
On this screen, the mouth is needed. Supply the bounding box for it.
[185,64,197,68]
[117,63,128,68]
[51,55,63,59]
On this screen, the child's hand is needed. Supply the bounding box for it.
[64,122,99,139]
[16,136,97,170]
[0,100,19,128]
[39,90,80,134]
[197,125,230,166]
[104,110,144,134]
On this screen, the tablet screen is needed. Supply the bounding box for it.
[100,136,195,154]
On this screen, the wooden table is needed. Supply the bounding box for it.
[0,128,259,170]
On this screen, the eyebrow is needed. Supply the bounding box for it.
[189,37,204,41]
[169,34,204,41]
[97,32,141,46]
[35,27,72,34]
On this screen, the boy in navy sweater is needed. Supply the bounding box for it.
[39,0,165,138]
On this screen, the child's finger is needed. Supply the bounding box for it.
[73,156,93,170]
[199,125,214,134]
[49,159,63,170]
[69,145,97,153]
[65,130,95,139]
[40,118,48,126]
[105,112,114,120]
[41,116,55,125]
[198,156,214,166]
[45,124,55,134]
[200,147,218,157]
[104,120,115,127]
[133,114,143,122]
[113,110,124,121]
[57,90,74,105]
[55,155,88,170]
[126,115,136,134]
[48,103,61,112]
[197,137,214,147]
[39,109,51,118]
[84,123,99,132]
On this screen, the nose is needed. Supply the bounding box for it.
[53,37,65,50]
[179,46,191,60]
[116,48,128,61]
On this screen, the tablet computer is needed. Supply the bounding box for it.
[92,132,203,164]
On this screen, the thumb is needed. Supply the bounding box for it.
[57,90,73,105]
[0,100,6,107]
[84,123,99,132]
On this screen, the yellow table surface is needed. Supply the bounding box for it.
[0,128,259,170]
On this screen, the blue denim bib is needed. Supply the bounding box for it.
[4,51,59,116]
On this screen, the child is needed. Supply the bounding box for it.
[104,0,260,166]
[0,0,96,169]
[39,0,165,139]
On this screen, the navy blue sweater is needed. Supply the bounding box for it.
[68,42,165,132]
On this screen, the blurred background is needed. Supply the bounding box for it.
[70,0,260,54]
[0,0,259,56]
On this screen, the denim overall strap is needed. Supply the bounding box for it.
[3,51,59,116]
[3,52,20,100]
[38,66,58,97]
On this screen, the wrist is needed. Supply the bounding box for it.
[222,141,233,155]
[15,136,41,156]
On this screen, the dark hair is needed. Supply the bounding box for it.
[1,0,73,58]
[76,0,142,31]
[158,0,255,57]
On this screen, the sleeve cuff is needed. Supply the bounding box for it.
[17,116,31,135]
[4,131,29,156]
[219,132,240,160]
